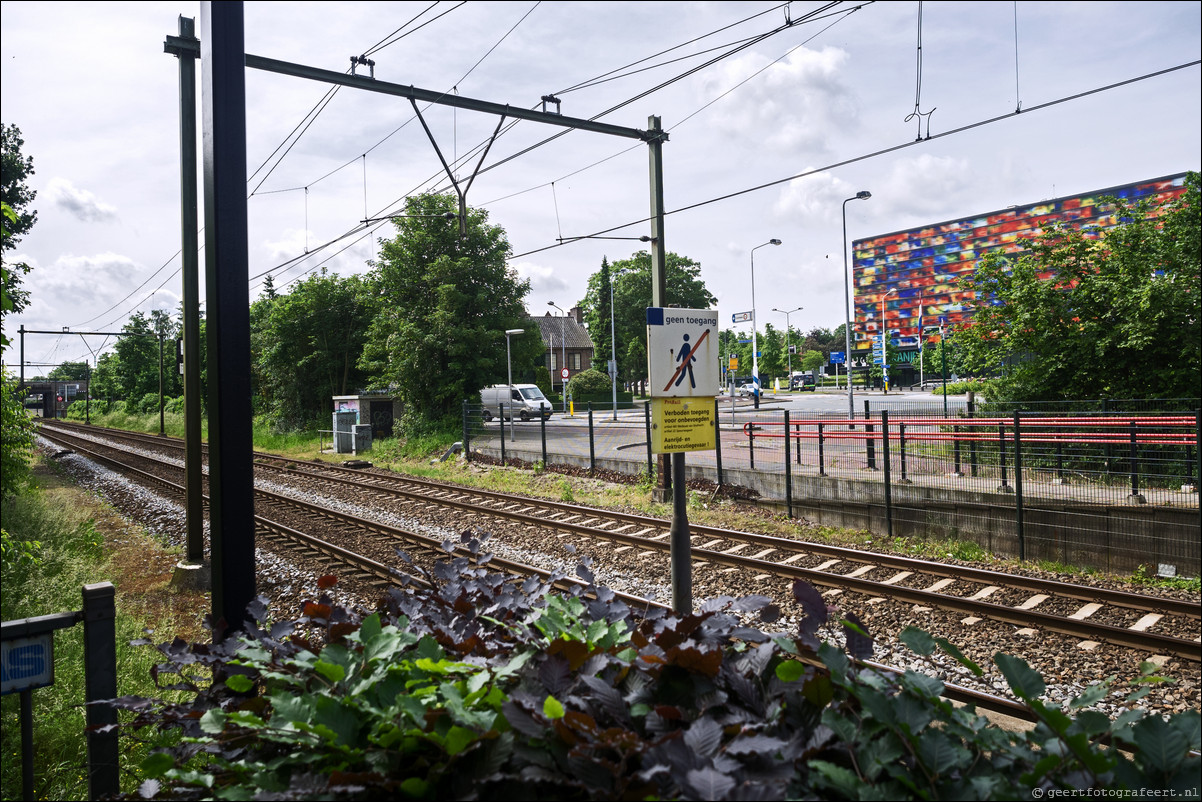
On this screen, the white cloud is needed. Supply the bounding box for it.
[513,259,573,299]
[876,154,976,219]
[45,178,117,223]
[695,46,858,154]
[771,155,974,226]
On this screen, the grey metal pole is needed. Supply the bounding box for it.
[843,191,871,418]
[610,273,618,420]
[201,0,255,638]
[648,116,689,614]
[159,332,165,434]
[748,240,781,410]
[179,76,205,557]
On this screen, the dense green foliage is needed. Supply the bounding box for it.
[251,271,377,428]
[2,203,35,500]
[578,251,716,385]
[114,539,1198,801]
[0,474,197,801]
[956,173,1200,402]
[359,194,542,425]
[108,311,183,402]
[566,368,610,396]
[1,123,37,252]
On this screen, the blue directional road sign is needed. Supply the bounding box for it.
[829,351,845,364]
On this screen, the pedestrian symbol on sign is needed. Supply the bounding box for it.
[674,334,697,388]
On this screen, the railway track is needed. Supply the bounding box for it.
[38,419,1202,663]
[35,423,658,612]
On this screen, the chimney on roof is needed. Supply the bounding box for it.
[570,306,584,324]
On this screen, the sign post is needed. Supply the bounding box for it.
[647,307,720,614]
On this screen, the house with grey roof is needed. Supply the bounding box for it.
[531,307,594,393]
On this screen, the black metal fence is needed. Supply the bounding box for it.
[461,399,1201,576]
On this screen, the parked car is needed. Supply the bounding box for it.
[735,381,757,397]
[480,384,553,421]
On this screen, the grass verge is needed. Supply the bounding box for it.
[1,456,208,801]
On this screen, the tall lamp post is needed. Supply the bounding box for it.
[842,190,871,418]
[749,239,782,410]
[607,268,628,421]
[880,287,897,393]
[504,328,523,442]
[773,306,803,388]
[548,302,568,413]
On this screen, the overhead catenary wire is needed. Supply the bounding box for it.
[507,58,1202,260]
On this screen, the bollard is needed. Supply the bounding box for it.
[749,422,756,471]
[997,421,1011,492]
[714,400,724,488]
[462,400,471,461]
[588,404,595,473]
[952,421,963,476]
[881,410,893,537]
[784,411,793,519]
[968,397,979,477]
[499,413,506,464]
[1013,413,1025,559]
[540,412,548,468]
[818,422,826,476]
[865,400,876,470]
[644,403,653,480]
[1128,420,1145,503]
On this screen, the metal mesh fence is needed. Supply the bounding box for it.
[461,398,1200,576]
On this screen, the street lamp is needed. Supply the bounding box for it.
[880,287,897,393]
[750,238,782,410]
[504,328,523,442]
[548,302,568,413]
[772,306,803,388]
[607,267,630,421]
[842,190,871,418]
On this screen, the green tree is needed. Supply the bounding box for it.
[48,360,90,381]
[759,323,785,385]
[89,352,122,401]
[0,127,35,336]
[112,312,163,401]
[359,193,541,425]
[1,124,36,252]
[956,173,1200,402]
[252,270,378,428]
[800,349,824,372]
[579,250,716,384]
[2,202,35,500]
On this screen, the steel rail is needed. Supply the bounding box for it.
[33,424,1162,724]
[37,426,660,613]
[39,422,1201,659]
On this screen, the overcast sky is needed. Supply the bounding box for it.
[3,1,1199,373]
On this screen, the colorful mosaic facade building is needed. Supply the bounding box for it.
[850,173,1190,364]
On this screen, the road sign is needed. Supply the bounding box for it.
[732,311,752,323]
[1,634,54,695]
[560,368,570,380]
[646,307,720,398]
[830,351,845,364]
[728,357,738,370]
[650,397,716,453]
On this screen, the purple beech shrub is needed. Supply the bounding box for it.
[105,533,1199,800]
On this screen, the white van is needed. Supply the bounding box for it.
[480,384,553,422]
